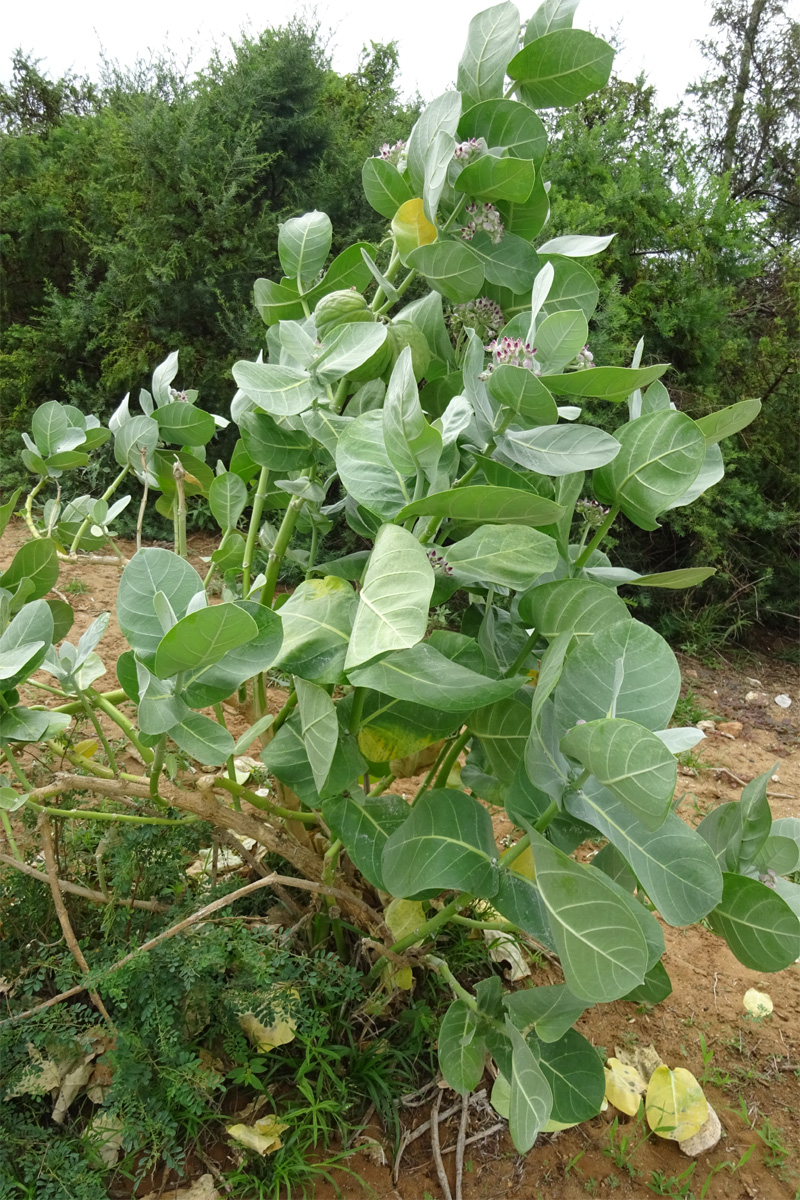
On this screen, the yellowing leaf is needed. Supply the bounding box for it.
[391,198,437,264]
[510,845,536,880]
[645,1065,708,1142]
[385,898,426,942]
[74,739,99,759]
[604,1057,647,1116]
[226,1115,288,1156]
[238,984,299,1052]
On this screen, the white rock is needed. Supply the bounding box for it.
[743,988,773,1017]
[775,694,792,709]
[679,1104,721,1156]
[745,690,769,706]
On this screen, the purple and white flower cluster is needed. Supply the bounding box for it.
[377,140,408,171]
[450,297,505,340]
[481,336,540,378]
[575,497,610,528]
[575,345,595,369]
[453,137,487,162]
[460,202,504,245]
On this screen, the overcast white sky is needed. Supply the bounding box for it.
[0,0,762,106]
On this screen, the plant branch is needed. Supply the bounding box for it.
[0,851,169,911]
[242,467,270,596]
[573,505,620,569]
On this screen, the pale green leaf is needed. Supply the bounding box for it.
[344,525,434,671]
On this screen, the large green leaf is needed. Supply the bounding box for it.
[348,641,524,712]
[505,1021,553,1153]
[538,255,599,321]
[504,983,586,1043]
[694,398,761,445]
[336,411,413,520]
[381,789,499,899]
[560,719,676,831]
[407,241,484,303]
[274,576,357,686]
[496,175,550,243]
[261,710,365,807]
[465,232,541,294]
[487,365,559,424]
[583,566,716,590]
[518,578,630,638]
[113,414,160,470]
[0,706,70,744]
[538,233,615,258]
[492,871,554,947]
[154,402,215,447]
[153,604,257,679]
[508,29,614,108]
[322,792,410,890]
[313,323,388,385]
[446,523,559,590]
[665,443,725,510]
[566,782,723,925]
[468,697,531,782]
[231,361,317,417]
[254,244,376,325]
[208,472,248,530]
[238,410,313,472]
[406,91,462,194]
[344,525,434,671]
[383,348,443,481]
[525,0,580,42]
[31,401,71,456]
[534,309,589,371]
[136,665,190,735]
[277,210,332,284]
[536,1028,605,1124]
[295,677,339,792]
[117,549,203,663]
[457,2,522,106]
[438,1000,487,1094]
[554,618,680,731]
[0,641,45,685]
[397,485,564,527]
[168,711,235,766]
[361,158,414,219]
[458,99,547,163]
[541,364,668,401]
[0,488,22,543]
[594,410,707,530]
[457,155,536,204]
[498,424,620,477]
[182,602,282,705]
[707,874,800,972]
[0,539,59,605]
[530,830,648,1002]
[0,600,54,690]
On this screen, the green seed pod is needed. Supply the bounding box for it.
[314,289,373,341]
[385,321,432,381]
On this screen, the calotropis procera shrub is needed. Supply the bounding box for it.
[1,0,796,1158]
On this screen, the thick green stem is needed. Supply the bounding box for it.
[413,737,456,804]
[242,468,270,597]
[88,689,154,764]
[505,628,538,678]
[441,195,468,233]
[573,505,620,569]
[23,479,46,539]
[499,833,531,870]
[260,495,306,607]
[1,748,32,790]
[304,523,320,580]
[367,773,395,797]
[272,689,297,734]
[203,528,230,589]
[69,466,129,554]
[149,735,167,800]
[375,268,417,317]
[425,955,508,1035]
[433,728,470,790]
[214,776,317,825]
[213,703,239,800]
[349,687,366,737]
[370,246,401,312]
[367,893,472,982]
[173,462,188,559]
[77,691,119,774]
[25,800,194,827]
[0,811,22,861]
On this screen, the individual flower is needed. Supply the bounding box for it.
[450,297,505,341]
[575,497,610,528]
[426,548,453,575]
[453,137,487,162]
[460,201,504,245]
[480,336,540,378]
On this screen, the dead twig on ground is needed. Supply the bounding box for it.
[430,1087,453,1200]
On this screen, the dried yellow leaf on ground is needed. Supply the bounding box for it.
[645,1065,708,1141]
[227,1115,288,1156]
[604,1057,647,1116]
[743,987,773,1017]
[238,984,299,1052]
